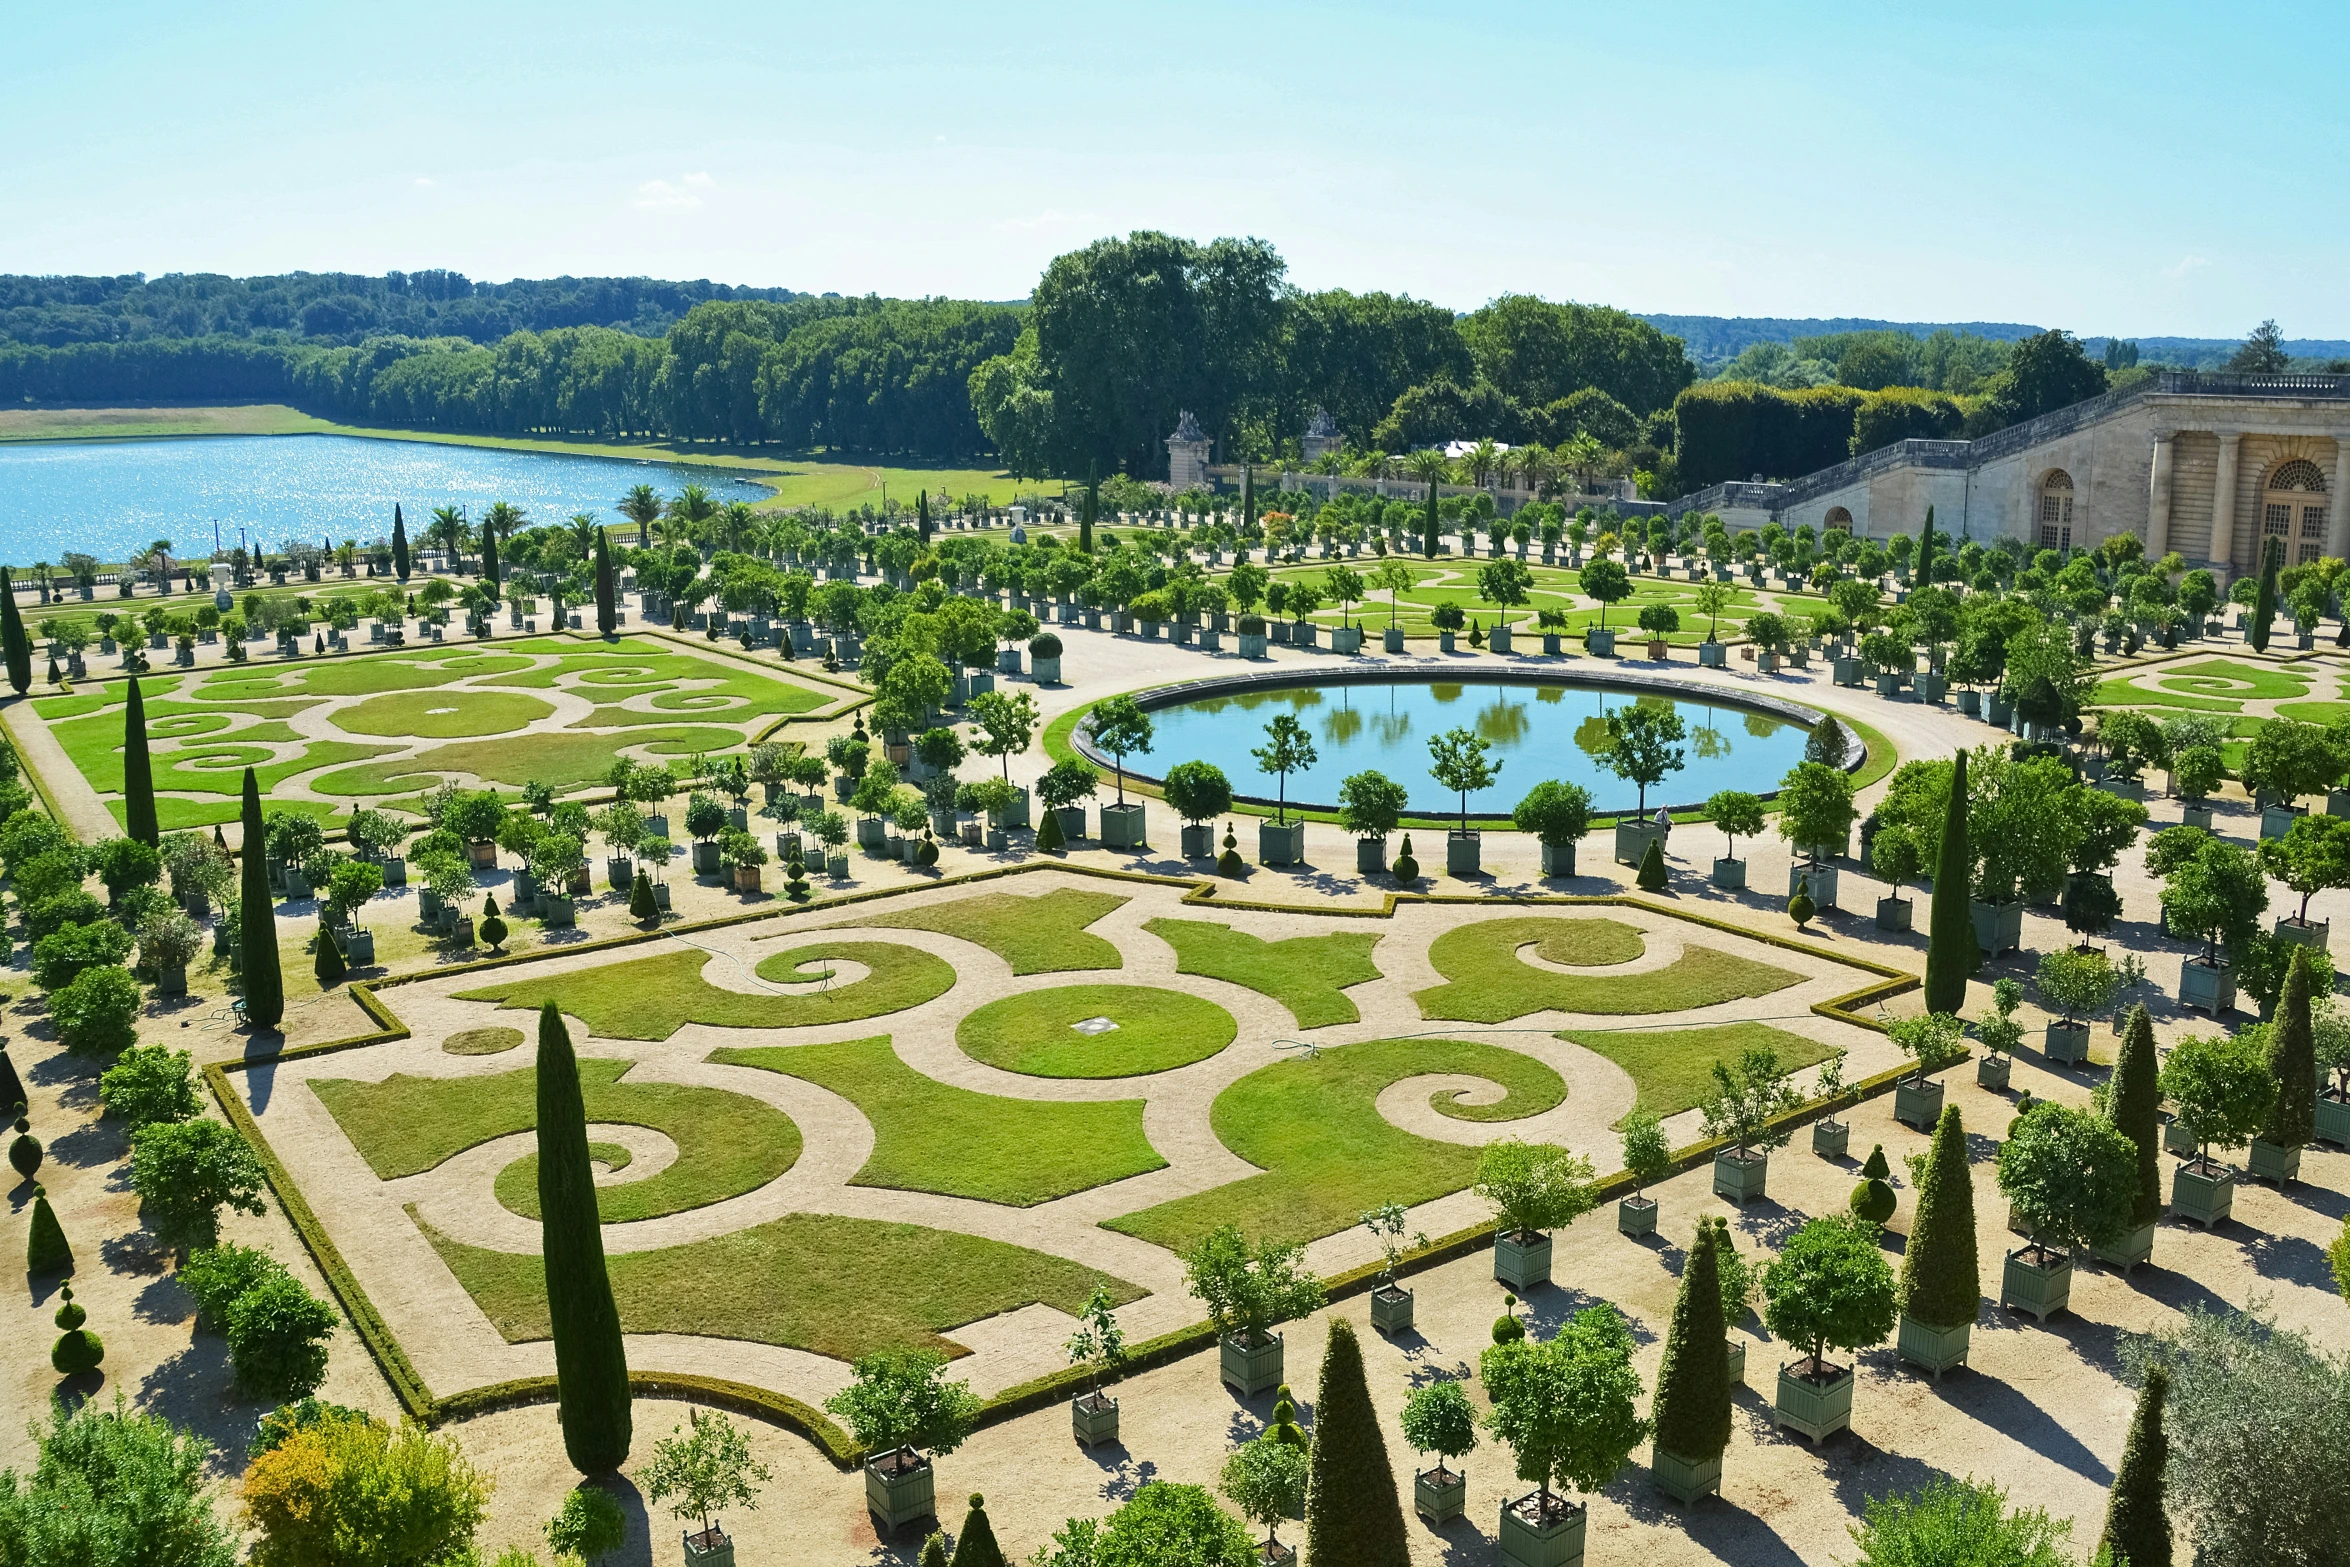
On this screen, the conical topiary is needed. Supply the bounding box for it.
[1305,1316,1410,1566]
[2106,1004,2164,1229]
[947,1492,1005,1567]
[1850,1144,1896,1225]
[1219,823,1244,878]
[1036,806,1065,854]
[123,676,159,847]
[1390,832,1418,884]
[50,1281,103,1375]
[27,1184,70,1274]
[1923,748,1977,1012]
[2262,946,2317,1151]
[537,1001,631,1472]
[1269,1383,1307,1450]
[0,1049,23,1123]
[1650,1216,1732,1472]
[1,566,31,696]
[1637,835,1668,891]
[1900,1105,1980,1331]
[313,924,346,985]
[1789,876,1815,928]
[238,767,285,1030]
[2100,1365,2172,1567]
[919,1533,948,1567]
[478,895,508,952]
[629,870,659,922]
[9,1114,39,1180]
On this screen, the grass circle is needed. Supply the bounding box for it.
[958,984,1238,1077]
[443,1026,526,1056]
[334,690,555,739]
[149,712,232,739]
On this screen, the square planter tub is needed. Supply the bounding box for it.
[1494,1230,1552,1290]
[1713,1149,1768,1203]
[1618,1195,1659,1238]
[2001,1246,2073,1321]
[1726,1336,1746,1386]
[1541,840,1576,877]
[1446,829,1481,877]
[1614,821,1665,866]
[1369,1283,1414,1335]
[1497,1493,1585,1567]
[1650,1446,1722,1505]
[681,1528,736,1567]
[1220,1330,1284,1397]
[2044,1021,2091,1066]
[1894,1076,1946,1131]
[2247,1137,2302,1186]
[1774,1361,1855,1443]
[1977,1053,2013,1090]
[1812,1118,1849,1159]
[1897,1315,1972,1379]
[2178,958,2235,1015]
[864,1449,935,1536]
[1182,823,1216,858]
[2092,1220,2156,1273]
[2315,1091,2350,1149]
[1413,1467,1467,1526]
[2170,1160,2234,1228]
[1790,863,1837,908]
[1711,857,1746,890]
[1258,819,1306,866]
[1355,835,1388,874]
[1099,801,1147,850]
[1876,896,1913,931]
[1969,899,2023,956]
[1071,1392,1119,1447]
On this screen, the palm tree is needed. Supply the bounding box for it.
[566,513,600,558]
[482,500,527,543]
[1463,438,1502,489]
[667,483,719,547]
[718,500,758,551]
[1557,433,1605,497]
[428,505,471,561]
[617,484,663,548]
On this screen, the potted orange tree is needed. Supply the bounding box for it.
[1760,1217,1896,1444]
[1481,1303,1646,1566]
[1699,1045,1801,1204]
[1183,1223,1324,1399]
[1360,1200,1425,1334]
[824,1349,982,1539]
[1063,1285,1128,1447]
[1476,1137,1595,1291]
[1401,1379,1476,1526]
[645,1407,773,1567]
[1993,1101,2137,1323]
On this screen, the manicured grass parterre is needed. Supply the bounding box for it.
[844,887,1128,974]
[1412,915,1799,1023]
[1142,917,1383,1029]
[313,725,743,796]
[309,1057,801,1223]
[1559,1021,1836,1124]
[956,984,1238,1077]
[331,689,555,738]
[415,1208,1142,1362]
[454,941,958,1040]
[443,1026,526,1056]
[713,1035,1165,1205]
[1107,1037,1566,1253]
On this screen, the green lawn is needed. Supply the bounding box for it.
[310,1058,800,1223]
[844,887,1129,974]
[713,1035,1164,1205]
[332,689,555,738]
[2154,659,2313,701]
[2093,678,2241,713]
[1560,1022,1836,1125]
[1142,917,1383,1029]
[2275,701,2350,725]
[443,1026,525,1056]
[193,651,536,701]
[1412,916,1799,1023]
[125,795,345,833]
[416,1207,1141,1362]
[956,984,1238,1077]
[455,941,958,1040]
[313,725,745,797]
[1106,1037,1567,1254]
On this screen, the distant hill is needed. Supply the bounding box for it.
[1638,312,2350,373]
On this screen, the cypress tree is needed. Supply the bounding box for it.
[313,925,346,985]
[2263,946,2317,1150]
[1915,505,1935,589]
[392,504,411,582]
[1304,1317,1409,1567]
[237,767,285,1030]
[27,1184,71,1274]
[1079,478,1096,555]
[0,1046,23,1122]
[947,1493,1004,1567]
[1,567,30,696]
[2107,1004,2164,1228]
[482,526,502,600]
[122,677,159,847]
[917,491,933,546]
[2099,1366,2172,1567]
[1650,1216,1732,1472]
[1899,1105,1980,1330]
[594,531,616,637]
[1243,464,1257,543]
[2252,535,2281,653]
[1421,470,1438,557]
[1637,836,1668,890]
[536,1000,631,1472]
[1923,747,1977,1013]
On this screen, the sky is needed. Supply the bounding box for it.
[6,0,2346,339]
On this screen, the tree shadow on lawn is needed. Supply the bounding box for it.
[136,1339,273,1480]
[1089,1451,1159,1504]
[2241,1229,2340,1293]
[1523,1284,1657,1347]
[1921,1353,2114,1486]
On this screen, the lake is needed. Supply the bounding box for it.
[1137,678,1809,817]
[0,433,771,566]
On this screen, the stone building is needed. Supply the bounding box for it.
[1668,371,2350,579]
[1165,410,1211,490]
[1301,407,1343,464]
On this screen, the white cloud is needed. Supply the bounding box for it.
[412,177,436,188]
[2164,254,2209,280]
[684,171,713,187]
[635,174,712,210]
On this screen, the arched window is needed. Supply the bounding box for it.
[1823,506,1854,532]
[2038,470,2074,551]
[2264,459,2330,565]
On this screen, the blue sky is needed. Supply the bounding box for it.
[6,1,2345,338]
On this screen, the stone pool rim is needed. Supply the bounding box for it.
[1071,663,1858,821]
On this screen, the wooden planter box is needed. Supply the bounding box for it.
[2276,916,2331,949]
[1413,1466,1467,1525]
[1220,1330,1284,1397]
[1258,819,1306,866]
[1369,1283,1414,1335]
[2247,1138,2302,1186]
[1774,1361,1855,1443]
[1617,1195,1658,1238]
[1875,896,1912,931]
[2179,958,2235,1015]
[1382,627,1406,653]
[1894,1077,1946,1131]
[694,839,725,871]
[1181,823,1216,858]
[1354,836,1387,874]
[864,1449,935,1536]
[1975,1053,2013,1091]
[1713,1149,1768,1204]
[2093,1219,2156,1273]
[1969,898,2023,956]
[537,894,576,927]
[2170,1160,2233,1228]
[1725,1336,1746,1386]
[1497,1493,1586,1567]
[2314,1092,2350,1149]
[732,865,763,893]
[1614,821,1664,866]
[1811,1118,1849,1158]
[1052,806,1087,844]
[1897,1315,1972,1379]
[681,1527,736,1567]
[1099,802,1147,850]
[1540,840,1576,877]
[1446,830,1481,877]
[1789,862,1837,908]
[1494,1230,1552,1290]
[2001,1246,2073,1322]
[1711,857,1746,890]
[2044,1021,2091,1066]
[1650,1445,1723,1505]
[1071,1392,1120,1447]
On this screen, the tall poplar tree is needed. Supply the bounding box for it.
[482,525,502,602]
[1079,478,1096,555]
[2107,1005,2164,1229]
[1304,1318,1408,1566]
[594,530,617,637]
[537,1000,632,1472]
[2099,1366,2172,1567]
[2262,946,2317,1154]
[1923,748,1976,1012]
[391,504,411,582]
[122,677,159,846]
[2252,535,2282,653]
[1649,1216,1732,1483]
[1898,1106,1979,1332]
[0,567,31,695]
[1915,505,1936,588]
[917,490,933,545]
[237,767,284,1029]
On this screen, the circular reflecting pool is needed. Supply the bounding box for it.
[1136,678,1812,816]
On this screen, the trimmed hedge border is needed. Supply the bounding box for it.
[206,856,1919,1458]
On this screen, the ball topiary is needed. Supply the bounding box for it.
[1218,822,1244,878]
[478,894,508,952]
[1850,1143,1897,1225]
[9,1115,40,1180]
[1391,832,1419,884]
[1789,876,1816,928]
[1269,1384,1308,1450]
[917,829,938,867]
[50,1281,103,1375]
[1491,1290,1525,1343]
[1636,835,1668,891]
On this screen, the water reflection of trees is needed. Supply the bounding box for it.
[1476,694,1530,747]
[1692,704,1728,760]
[1371,684,1412,746]
[1745,712,1782,739]
[1324,688,1364,745]
[1574,715,1616,758]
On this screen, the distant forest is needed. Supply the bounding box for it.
[1643,311,2350,374]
